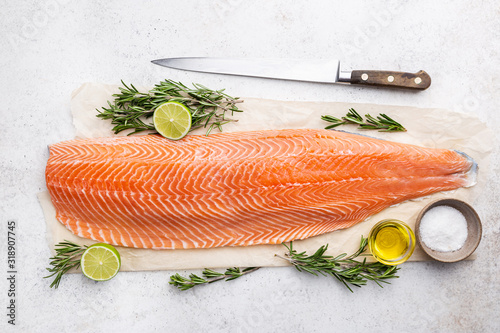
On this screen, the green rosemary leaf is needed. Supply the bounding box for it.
[169,267,259,291]
[45,240,87,289]
[275,236,399,292]
[202,269,225,278]
[322,108,406,132]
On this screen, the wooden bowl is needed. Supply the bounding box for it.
[415,199,482,263]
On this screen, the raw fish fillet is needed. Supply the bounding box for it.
[45,129,476,249]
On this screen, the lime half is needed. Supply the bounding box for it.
[153,101,192,140]
[81,243,121,281]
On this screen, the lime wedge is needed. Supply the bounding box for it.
[153,101,192,140]
[80,243,121,281]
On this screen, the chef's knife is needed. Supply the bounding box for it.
[151,57,431,90]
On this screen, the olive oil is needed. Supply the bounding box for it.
[368,220,416,265]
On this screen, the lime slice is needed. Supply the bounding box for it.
[153,101,192,140]
[80,243,121,281]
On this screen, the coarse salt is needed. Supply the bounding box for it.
[419,205,468,252]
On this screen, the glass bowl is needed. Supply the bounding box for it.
[368,219,416,265]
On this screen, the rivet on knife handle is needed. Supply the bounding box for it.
[349,70,431,90]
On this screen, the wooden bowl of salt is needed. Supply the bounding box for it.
[415,199,482,263]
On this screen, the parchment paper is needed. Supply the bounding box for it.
[39,83,493,271]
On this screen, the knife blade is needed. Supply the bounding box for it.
[151,57,431,90]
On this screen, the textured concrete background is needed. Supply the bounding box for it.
[1,1,499,332]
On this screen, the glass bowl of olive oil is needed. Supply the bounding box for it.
[368,219,416,265]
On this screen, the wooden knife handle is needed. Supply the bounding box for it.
[350,70,431,90]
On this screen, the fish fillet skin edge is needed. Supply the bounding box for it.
[45,129,476,249]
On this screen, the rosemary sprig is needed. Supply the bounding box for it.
[97,80,244,136]
[46,238,398,292]
[170,237,399,292]
[322,108,406,132]
[169,267,260,291]
[44,240,87,289]
[276,236,399,292]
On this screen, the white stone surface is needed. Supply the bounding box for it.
[1,0,499,332]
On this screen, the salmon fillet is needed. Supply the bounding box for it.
[45,129,475,249]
